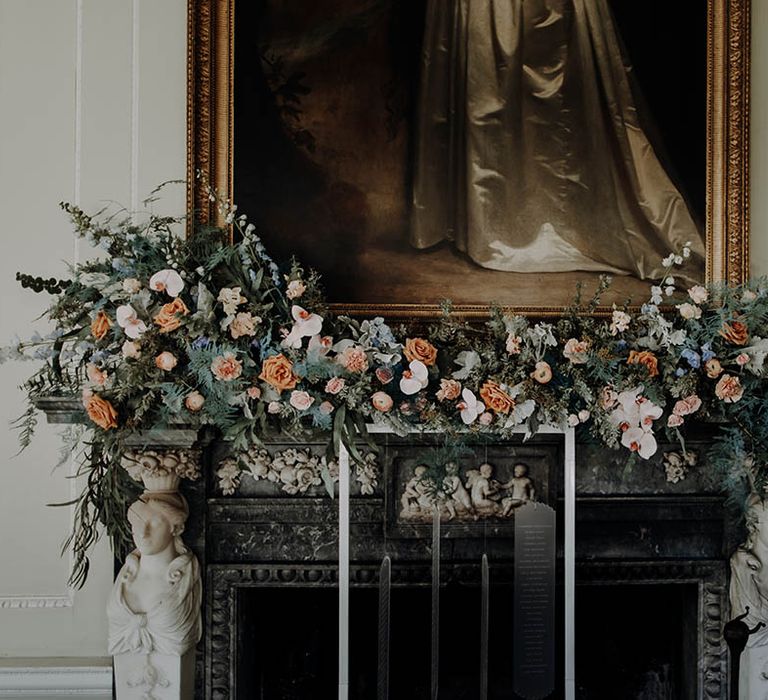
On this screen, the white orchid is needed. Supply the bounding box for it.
[281,305,324,349]
[149,269,184,297]
[609,387,662,459]
[116,305,147,339]
[456,388,485,425]
[621,426,658,459]
[399,360,429,395]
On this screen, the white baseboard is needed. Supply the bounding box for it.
[0,662,112,698]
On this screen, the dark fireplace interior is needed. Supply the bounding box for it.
[236,581,696,699]
[576,584,698,700]
[237,577,565,699]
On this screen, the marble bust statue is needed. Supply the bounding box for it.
[107,492,202,657]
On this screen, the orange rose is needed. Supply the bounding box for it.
[259,353,298,394]
[720,320,749,346]
[479,380,514,415]
[627,350,659,378]
[90,311,112,340]
[404,337,438,366]
[84,394,118,430]
[153,298,189,333]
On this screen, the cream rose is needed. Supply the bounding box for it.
[211,352,243,381]
[325,377,345,395]
[436,378,461,402]
[185,391,205,412]
[230,311,260,339]
[289,390,314,411]
[286,280,306,300]
[371,391,393,412]
[337,346,368,373]
[563,338,590,364]
[531,361,553,384]
[155,351,178,371]
[121,340,141,359]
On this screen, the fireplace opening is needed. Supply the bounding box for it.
[575,583,698,699]
[236,577,565,699]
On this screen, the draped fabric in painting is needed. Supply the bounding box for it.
[411,0,705,282]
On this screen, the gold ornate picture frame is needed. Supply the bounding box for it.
[187,0,749,317]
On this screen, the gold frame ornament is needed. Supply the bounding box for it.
[187,0,750,317]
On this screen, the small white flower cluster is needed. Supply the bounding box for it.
[663,450,697,484]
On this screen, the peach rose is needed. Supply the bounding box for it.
[319,401,334,415]
[325,377,345,395]
[479,381,514,414]
[531,361,553,384]
[375,367,394,385]
[247,386,261,400]
[720,320,749,346]
[153,298,189,333]
[436,378,461,402]
[84,394,118,430]
[267,401,282,414]
[211,352,243,381]
[667,414,684,428]
[90,311,112,340]
[715,374,744,403]
[185,391,205,412]
[259,353,298,393]
[672,395,702,417]
[289,390,314,411]
[403,337,438,366]
[338,346,368,373]
[86,363,107,386]
[155,351,178,371]
[705,358,723,378]
[627,350,659,378]
[371,391,393,412]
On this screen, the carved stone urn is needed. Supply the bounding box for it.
[107,447,202,700]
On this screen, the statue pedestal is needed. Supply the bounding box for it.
[114,649,195,700]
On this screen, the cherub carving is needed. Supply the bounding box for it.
[442,461,474,520]
[500,462,536,516]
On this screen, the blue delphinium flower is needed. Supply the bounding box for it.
[680,348,701,369]
[701,343,715,362]
[192,336,211,350]
[675,368,687,377]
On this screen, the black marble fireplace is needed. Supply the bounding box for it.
[182,434,728,699]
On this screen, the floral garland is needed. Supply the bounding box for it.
[6,186,768,584]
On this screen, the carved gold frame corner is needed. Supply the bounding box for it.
[187,0,750,317]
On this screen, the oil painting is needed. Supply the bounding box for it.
[190,0,749,315]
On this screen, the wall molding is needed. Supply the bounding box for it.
[0,663,111,697]
[0,594,74,610]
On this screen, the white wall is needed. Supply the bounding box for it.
[0,0,766,662]
[0,0,186,658]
